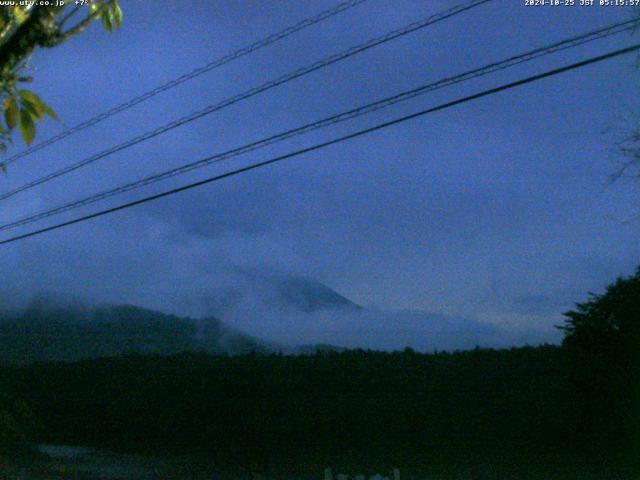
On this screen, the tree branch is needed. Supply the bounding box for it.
[0,19,20,47]
[0,6,63,79]
[47,4,107,47]
[0,5,36,47]
[57,4,82,30]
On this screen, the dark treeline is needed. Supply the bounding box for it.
[0,346,634,478]
[2,348,559,468]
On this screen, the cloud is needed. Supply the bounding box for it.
[190,270,554,351]
[217,303,554,352]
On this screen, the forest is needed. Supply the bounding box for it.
[0,345,634,479]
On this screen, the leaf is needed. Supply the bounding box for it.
[42,102,59,121]
[22,100,43,122]
[17,90,41,106]
[112,1,123,28]
[18,90,58,121]
[12,7,27,25]
[101,7,113,32]
[19,90,45,118]
[4,96,18,129]
[19,108,35,145]
[19,97,44,122]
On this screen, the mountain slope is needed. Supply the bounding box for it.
[0,303,267,364]
[204,271,361,319]
[272,275,360,313]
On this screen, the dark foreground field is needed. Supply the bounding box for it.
[1,345,638,479]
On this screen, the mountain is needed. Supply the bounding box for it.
[0,275,518,363]
[0,303,268,364]
[271,275,360,313]
[203,271,361,318]
[0,274,361,364]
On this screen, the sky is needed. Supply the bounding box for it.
[0,0,639,349]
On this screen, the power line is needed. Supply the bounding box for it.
[0,19,635,233]
[0,0,492,201]
[0,0,370,168]
[1,42,637,246]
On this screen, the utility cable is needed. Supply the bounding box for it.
[0,0,492,201]
[0,0,370,168]
[1,42,637,246]
[0,19,634,233]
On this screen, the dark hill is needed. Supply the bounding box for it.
[0,303,267,363]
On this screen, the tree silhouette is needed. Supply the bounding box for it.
[559,267,640,461]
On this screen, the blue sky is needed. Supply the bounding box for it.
[1,0,639,347]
